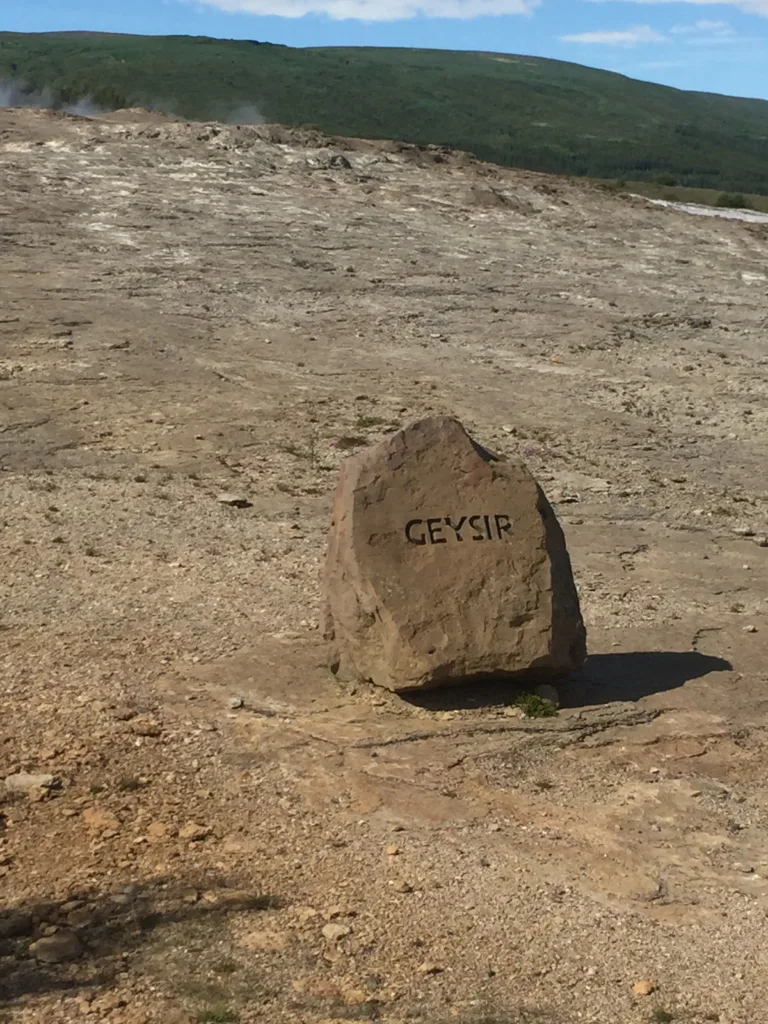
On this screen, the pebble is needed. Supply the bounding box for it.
[418,962,444,975]
[82,807,120,831]
[386,844,401,856]
[179,822,210,842]
[632,980,656,997]
[756,536,768,548]
[392,879,413,893]
[129,717,162,738]
[322,923,352,942]
[733,526,755,537]
[146,821,171,840]
[4,772,56,797]
[30,929,83,964]
[227,696,245,710]
[217,493,253,508]
[743,625,758,633]
[534,683,560,706]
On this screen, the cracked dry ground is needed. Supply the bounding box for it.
[2,107,768,1024]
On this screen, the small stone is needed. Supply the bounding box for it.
[113,706,137,721]
[179,822,210,842]
[418,962,444,975]
[322,923,352,942]
[632,980,656,997]
[323,905,347,921]
[227,696,244,710]
[733,526,755,537]
[296,906,319,924]
[239,928,294,952]
[67,908,96,929]
[386,844,401,856]
[392,879,413,893]
[129,717,162,738]
[534,683,559,706]
[146,821,171,841]
[30,929,83,964]
[82,807,120,831]
[217,493,253,509]
[91,993,127,1015]
[756,536,768,548]
[4,773,56,798]
[341,987,373,1006]
[743,625,758,633]
[733,862,754,874]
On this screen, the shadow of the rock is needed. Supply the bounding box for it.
[0,872,280,1005]
[564,650,733,706]
[401,673,534,712]
[400,650,733,712]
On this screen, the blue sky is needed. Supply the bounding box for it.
[3,0,767,100]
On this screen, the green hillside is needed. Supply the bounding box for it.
[2,31,768,194]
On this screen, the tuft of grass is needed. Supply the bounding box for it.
[197,1008,239,1024]
[515,693,558,719]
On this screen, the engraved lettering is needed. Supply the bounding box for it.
[495,514,513,539]
[427,518,447,544]
[468,515,485,541]
[445,516,467,540]
[405,519,427,545]
[404,515,513,544]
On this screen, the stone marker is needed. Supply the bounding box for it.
[323,416,586,692]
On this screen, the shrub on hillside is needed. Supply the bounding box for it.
[716,192,752,210]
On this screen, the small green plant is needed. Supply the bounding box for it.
[515,693,558,718]
[651,1010,675,1024]
[197,1008,239,1024]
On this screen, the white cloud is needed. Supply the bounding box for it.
[671,18,734,33]
[585,0,768,17]
[561,24,667,45]
[188,0,539,19]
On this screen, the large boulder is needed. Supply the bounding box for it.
[323,416,586,692]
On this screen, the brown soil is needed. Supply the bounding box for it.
[2,106,768,1024]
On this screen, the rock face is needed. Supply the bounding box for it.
[323,416,586,692]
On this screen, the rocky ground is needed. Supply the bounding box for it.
[2,106,768,1024]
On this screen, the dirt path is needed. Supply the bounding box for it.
[2,107,768,1024]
